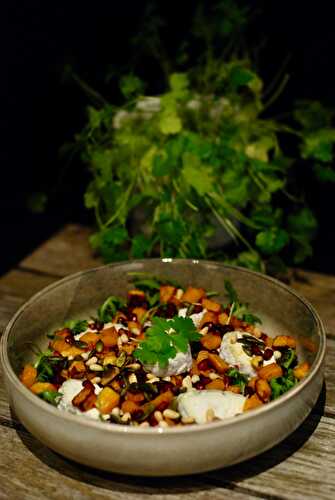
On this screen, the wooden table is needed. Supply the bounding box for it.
[0,224,334,500]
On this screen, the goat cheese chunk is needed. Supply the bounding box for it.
[219,331,275,378]
[178,390,246,424]
[58,379,102,420]
[144,345,193,378]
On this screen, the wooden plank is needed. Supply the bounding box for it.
[20,224,102,277]
[0,413,334,499]
[0,426,260,500]
[291,269,335,334]
[0,269,56,300]
[205,414,335,500]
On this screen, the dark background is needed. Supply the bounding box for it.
[1,1,334,276]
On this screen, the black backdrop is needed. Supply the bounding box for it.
[1,1,335,275]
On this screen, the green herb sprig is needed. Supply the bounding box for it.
[134,316,201,368]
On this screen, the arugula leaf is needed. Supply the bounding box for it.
[226,368,248,392]
[134,316,201,368]
[278,348,297,370]
[97,296,125,323]
[34,350,66,382]
[224,280,261,325]
[270,370,297,400]
[64,319,88,335]
[38,391,62,406]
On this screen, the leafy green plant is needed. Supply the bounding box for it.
[66,2,335,274]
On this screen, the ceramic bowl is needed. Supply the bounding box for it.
[0,259,326,476]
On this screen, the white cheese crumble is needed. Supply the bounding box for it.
[219,331,276,378]
[144,345,193,378]
[178,390,246,424]
[58,379,102,420]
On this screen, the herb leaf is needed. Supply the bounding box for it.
[226,368,248,393]
[64,319,88,335]
[134,316,201,368]
[270,370,297,400]
[38,391,62,406]
[224,280,261,325]
[97,296,125,323]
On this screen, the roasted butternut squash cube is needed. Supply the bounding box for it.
[96,387,120,414]
[181,287,206,304]
[258,363,283,381]
[201,298,222,313]
[20,364,37,388]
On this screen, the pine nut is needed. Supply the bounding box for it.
[91,377,101,384]
[206,408,215,422]
[68,356,74,361]
[163,376,171,382]
[121,412,131,423]
[154,411,163,422]
[158,420,169,428]
[176,288,184,300]
[209,372,220,380]
[89,363,104,372]
[120,333,129,343]
[86,356,98,366]
[130,327,140,335]
[139,421,149,427]
[274,350,282,359]
[111,407,120,416]
[117,338,123,349]
[81,352,90,360]
[181,416,195,424]
[127,363,141,371]
[191,374,200,383]
[200,326,208,335]
[182,375,192,390]
[146,373,157,380]
[128,373,137,384]
[163,409,180,420]
[147,377,160,384]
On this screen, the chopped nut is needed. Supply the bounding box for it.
[128,373,137,384]
[147,377,160,384]
[158,420,169,428]
[121,412,131,423]
[182,375,193,390]
[90,377,101,384]
[209,372,220,380]
[154,411,163,422]
[181,416,195,424]
[86,356,98,367]
[163,409,180,420]
[191,374,200,383]
[206,408,215,422]
[89,363,104,372]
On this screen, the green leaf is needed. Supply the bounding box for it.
[131,234,153,258]
[301,129,335,162]
[38,391,62,407]
[120,74,144,100]
[169,73,189,94]
[314,164,335,182]
[255,228,289,255]
[182,153,214,195]
[294,100,333,130]
[270,370,297,400]
[152,152,172,177]
[226,368,248,392]
[159,112,182,135]
[134,316,200,368]
[97,296,125,323]
[64,320,88,335]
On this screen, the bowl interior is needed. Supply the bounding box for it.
[6,260,321,376]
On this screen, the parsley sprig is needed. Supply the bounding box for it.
[134,316,201,368]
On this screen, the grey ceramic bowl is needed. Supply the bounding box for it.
[0,259,326,476]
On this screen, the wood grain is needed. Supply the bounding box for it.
[1,224,335,499]
[20,224,102,277]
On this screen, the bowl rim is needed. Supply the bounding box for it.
[0,258,326,435]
